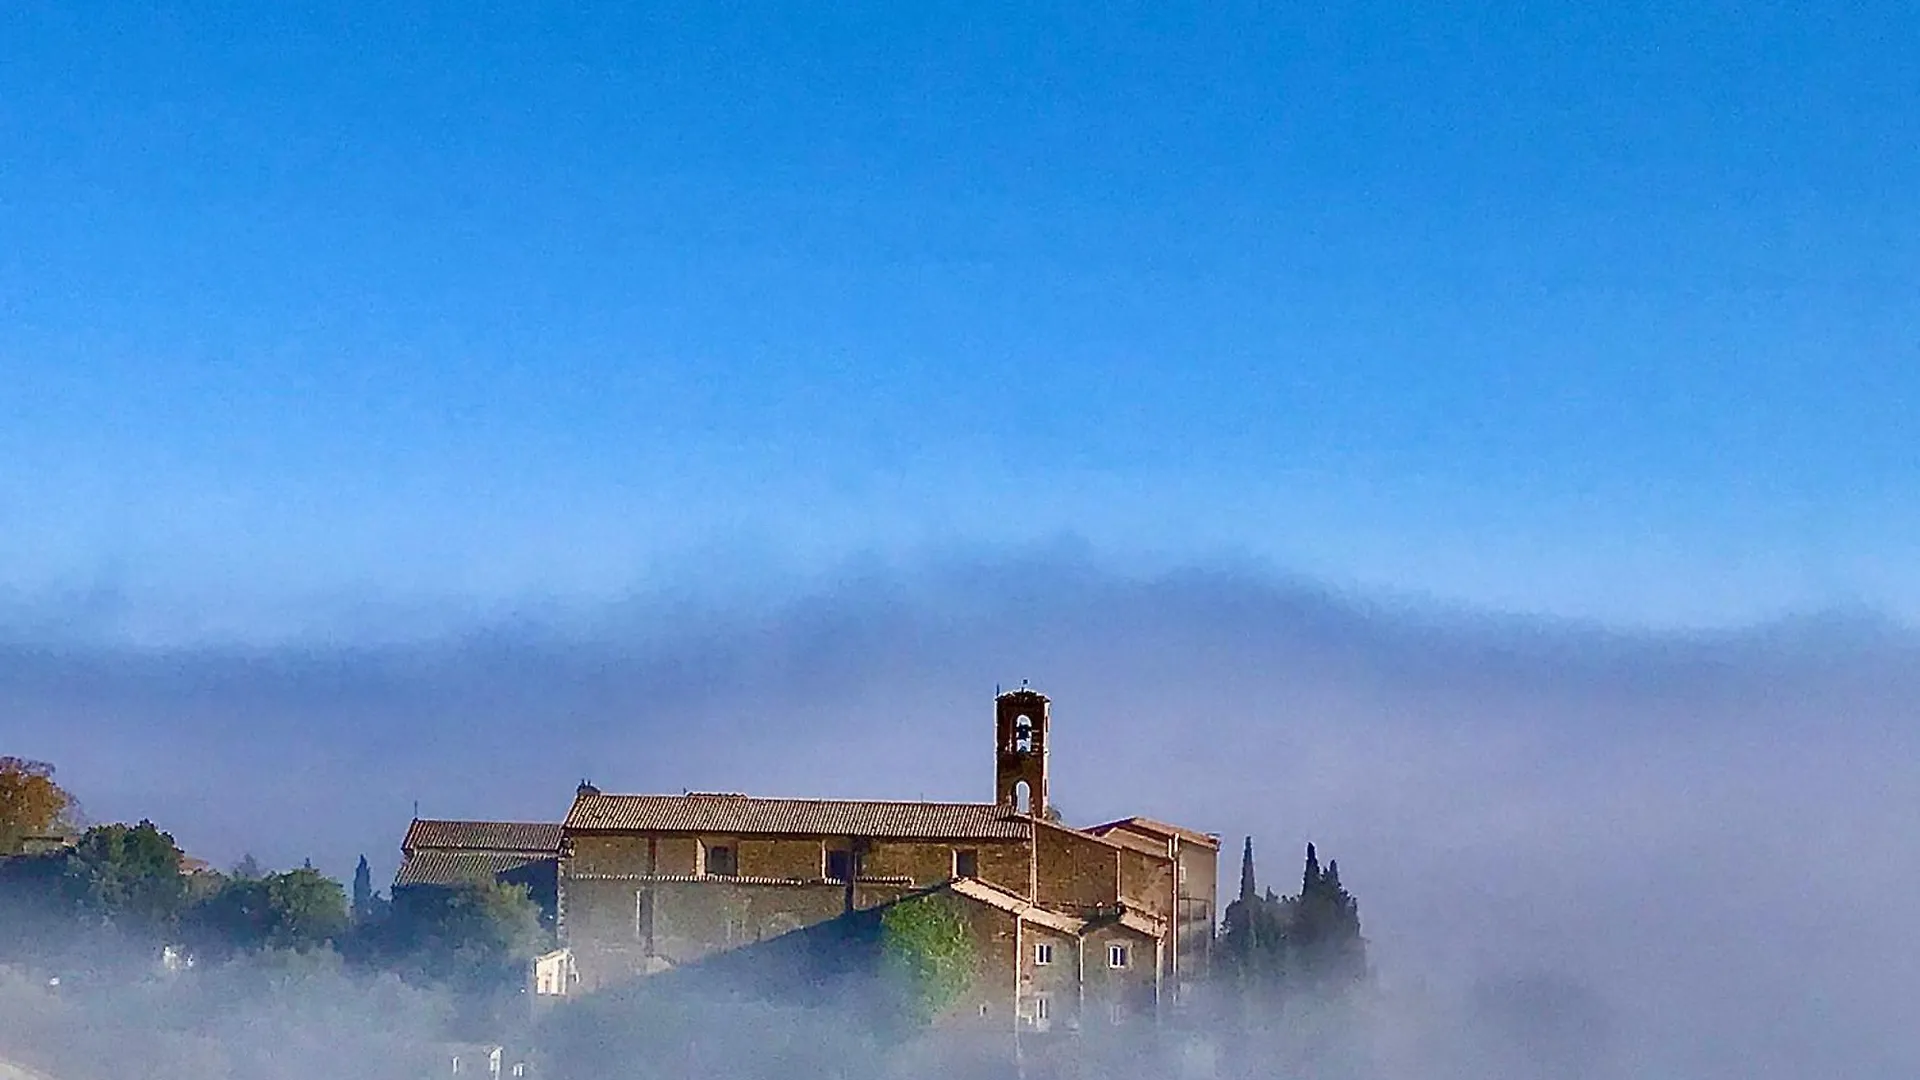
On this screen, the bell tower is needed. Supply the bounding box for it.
[994,683,1049,816]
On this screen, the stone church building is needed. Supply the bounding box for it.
[558,686,1217,1028]
[395,686,1218,1031]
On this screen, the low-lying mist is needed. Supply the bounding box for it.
[4,551,1916,1077]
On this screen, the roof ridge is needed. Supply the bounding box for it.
[1086,815,1221,848]
[563,794,1030,840]
[1033,816,1174,859]
[946,879,1086,934]
[403,820,565,855]
[575,792,1004,808]
[411,817,561,826]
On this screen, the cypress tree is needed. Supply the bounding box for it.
[1283,842,1366,989]
[351,855,373,923]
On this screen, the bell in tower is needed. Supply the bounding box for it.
[994,683,1050,815]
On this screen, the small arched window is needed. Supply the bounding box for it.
[1014,714,1034,754]
[1014,780,1032,814]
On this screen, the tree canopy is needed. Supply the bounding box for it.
[187,867,350,953]
[350,879,548,995]
[63,820,191,936]
[1221,839,1369,1001]
[0,756,78,854]
[352,854,375,923]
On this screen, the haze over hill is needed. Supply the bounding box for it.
[6,552,1916,1075]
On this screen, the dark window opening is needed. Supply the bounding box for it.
[1014,715,1034,754]
[954,848,979,878]
[705,844,737,877]
[826,849,852,881]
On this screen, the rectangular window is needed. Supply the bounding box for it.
[825,848,852,881]
[704,843,737,877]
[633,891,649,942]
[953,848,979,878]
[1034,942,1053,966]
[1109,1001,1127,1025]
[1109,943,1130,969]
[1034,995,1050,1021]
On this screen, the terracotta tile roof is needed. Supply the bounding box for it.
[565,793,1030,840]
[394,849,554,888]
[1079,825,1170,857]
[947,878,1088,935]
[945,880,1167,939]
[1086,816,1220,849]
[402,819,563,854]
[1035,817,1173,861]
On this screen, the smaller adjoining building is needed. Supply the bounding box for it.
[394,819,563,925]
[1083,816,1221,1008]
[932,876,1168,1031]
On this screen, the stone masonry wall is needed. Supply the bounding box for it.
[1033,823,1121,911]
[562,831,1037,991]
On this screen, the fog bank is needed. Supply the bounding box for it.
[4,552,1915,1075]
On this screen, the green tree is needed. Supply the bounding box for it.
[351,855,374,923]
[1280,843,1367,989]
[878,893,975,1025]
[1220,839,1368,1003]
[62,820,189,936]
[1220,837,1288,989]
[0,756,78,855]
[190,867,349,953]
[354,879,547,994]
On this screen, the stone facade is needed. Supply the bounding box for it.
[553,686,1219,1031]
[1086,816,1221,995]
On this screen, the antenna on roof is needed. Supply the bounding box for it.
[412,799,419,819]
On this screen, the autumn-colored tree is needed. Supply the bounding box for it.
[0,756,78,855]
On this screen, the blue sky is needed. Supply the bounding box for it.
[3,1,1916,637]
